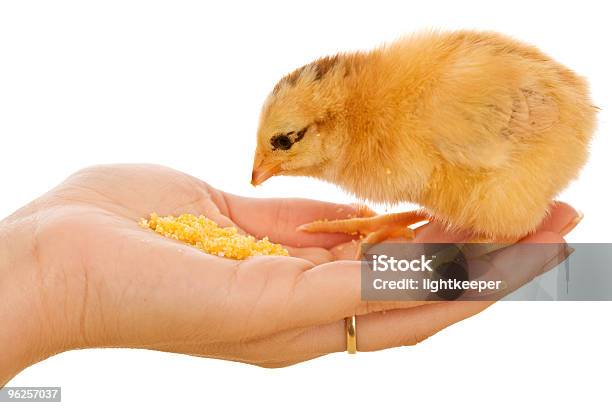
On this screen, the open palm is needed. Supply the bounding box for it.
[7,164,576,368]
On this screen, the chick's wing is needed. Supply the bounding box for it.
[422,66,559,170]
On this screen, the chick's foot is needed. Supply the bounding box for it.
[298,211,428,259]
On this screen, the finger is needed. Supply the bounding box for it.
[223,301,491,364]
[413,201,580,242]
[353,301,492,351]
[536,201,581,236]
[459,231,568,299]
[276,260,438,332]
[262,236,563,334]
[305,242,565,352]
[211,191,369,248]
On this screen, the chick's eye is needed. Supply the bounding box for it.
[271,134,293,150]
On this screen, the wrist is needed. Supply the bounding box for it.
[0,218,63,386]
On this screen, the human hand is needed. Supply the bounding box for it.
[0,163,425,384]
[0,164,578,385]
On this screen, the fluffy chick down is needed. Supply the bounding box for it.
[253,30,597,240]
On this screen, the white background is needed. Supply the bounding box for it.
[1,0,611,407]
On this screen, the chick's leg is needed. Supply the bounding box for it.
[298,211,428,258]
[299,211,425,238]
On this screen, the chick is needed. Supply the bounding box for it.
[251,30,597,245]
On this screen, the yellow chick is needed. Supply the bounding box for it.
[251,30,597,245]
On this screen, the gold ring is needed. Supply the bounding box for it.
[345,315,357,354]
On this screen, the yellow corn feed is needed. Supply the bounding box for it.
[139,213,289,260]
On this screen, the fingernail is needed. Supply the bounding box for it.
[560,211,584,236]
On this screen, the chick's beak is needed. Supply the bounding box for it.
[251,153,281,186]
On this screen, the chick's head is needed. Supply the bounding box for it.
[251,56,348,186]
